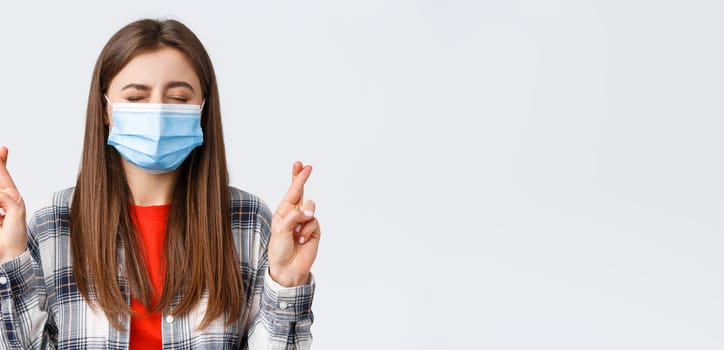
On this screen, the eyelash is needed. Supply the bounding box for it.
[125,96,189,103]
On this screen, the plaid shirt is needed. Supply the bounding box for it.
[0,187,314,349]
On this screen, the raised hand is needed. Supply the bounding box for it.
[0,146,27,264]
[268,161,321,287]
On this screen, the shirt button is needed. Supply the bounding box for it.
[166,315,174,323]
[0,277,7,285]
[117,264,123,275]
[279,301,288,310]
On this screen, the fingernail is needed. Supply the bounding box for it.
[294,224,301,233]
[304,210,314,217]
[0,208,5,216]
[299,236,305,244]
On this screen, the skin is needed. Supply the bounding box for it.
[0,47,320,287]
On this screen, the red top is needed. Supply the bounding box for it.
[128,204,170,350]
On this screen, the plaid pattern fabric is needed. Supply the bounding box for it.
[0,187,314,349]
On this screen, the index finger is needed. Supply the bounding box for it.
[281,164,312,206]
[0,146,18,191]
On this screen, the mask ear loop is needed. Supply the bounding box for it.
[103,95,114,127]
[104,94,113,107]
[200,99,206,113]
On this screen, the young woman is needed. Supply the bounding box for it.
[0,19,319,349]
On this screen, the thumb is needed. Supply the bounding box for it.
[300,199,315,217]
[0,189,23,214]
[276,209,314,240]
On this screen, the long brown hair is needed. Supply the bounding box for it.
[70,19,243,330]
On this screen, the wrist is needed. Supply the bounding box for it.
[269,266,310,287]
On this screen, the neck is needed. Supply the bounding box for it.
[121,160,179,206]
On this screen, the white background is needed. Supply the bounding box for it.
[1,1,722,349]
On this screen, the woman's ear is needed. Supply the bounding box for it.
[103,94,112,125]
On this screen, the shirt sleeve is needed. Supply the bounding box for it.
[0,214,55,349]
[247,198,315,350]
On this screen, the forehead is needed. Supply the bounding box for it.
[109,47,201,90]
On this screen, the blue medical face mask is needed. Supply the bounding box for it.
[105,95,205,174]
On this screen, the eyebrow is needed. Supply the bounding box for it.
[166,81,195,92]
[120,81,195,92]
[121,83,151,91]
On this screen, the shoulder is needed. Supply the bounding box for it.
[227,187,273,267]
[30,187,74,212]
[228,186,272,228]
[27,187,74,235]
[30,187,74,224]
[228,186,269,212]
